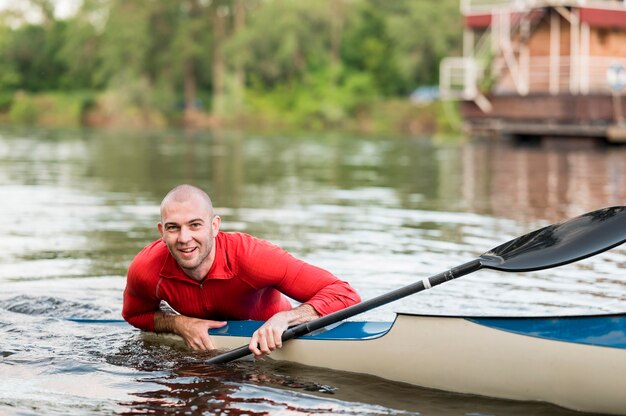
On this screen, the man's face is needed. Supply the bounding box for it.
[158,196,220,279]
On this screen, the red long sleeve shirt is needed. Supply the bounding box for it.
[122,232,361,331]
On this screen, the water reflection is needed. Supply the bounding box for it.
[462,140,626,222]
[3,127,626,224]
[83,131,626,225]
[110,336,414,415]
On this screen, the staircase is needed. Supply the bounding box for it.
[440,2,546,112]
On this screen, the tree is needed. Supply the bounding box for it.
[387,0,462,87]
[58,0,105,89]
[341,0,405,95]
[227,0,332,88]
[0,23,22,92]
[96,0,152,87]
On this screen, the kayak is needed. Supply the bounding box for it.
[205,312,626,415]
[71,311,626,413]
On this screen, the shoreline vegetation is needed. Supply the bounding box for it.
[0,0,462,136]
[0,90,460,136]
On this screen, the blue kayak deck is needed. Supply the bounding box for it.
[468,314,626,349]
[211,313,626,349]
[210,320,392,340]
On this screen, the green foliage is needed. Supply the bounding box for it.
[380,0,463,87]
[227,0,333,87]
[9,92,39,124]
[0,0,463,133]
[8,91,93,126]
[341,0,405,95]
[95,0,153,87]
[244,65,379,129]
[0,91,13,111]
[57,1,104,89]
[0,20,69,91]
[0,25,21,91]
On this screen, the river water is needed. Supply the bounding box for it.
[0,126,624,415]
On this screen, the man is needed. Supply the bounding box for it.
[122,184,360,357]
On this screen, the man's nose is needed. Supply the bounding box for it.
[178,226,192,242]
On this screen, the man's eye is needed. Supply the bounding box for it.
[190,223,202,229]
[166,225,179,231]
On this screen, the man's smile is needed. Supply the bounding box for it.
[178,247,198,254]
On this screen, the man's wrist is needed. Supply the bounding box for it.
[285,303,320,326]
[154,311,182,334]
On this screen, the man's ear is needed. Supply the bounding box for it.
[212,215,221,234]
[157,222,164,238]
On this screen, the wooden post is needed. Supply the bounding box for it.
[549,11,560,95]
[570,8,580,95]
[520,13,530,95]
[580,21,590,95]
[613,92,624,125]
[463,28,474,58]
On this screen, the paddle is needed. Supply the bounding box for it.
[206,206,626,365]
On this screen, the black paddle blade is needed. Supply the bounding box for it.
[479,206,626,272]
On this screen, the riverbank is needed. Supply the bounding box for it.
[0,90,461,137]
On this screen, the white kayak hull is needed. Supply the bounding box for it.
[208,313,626,415]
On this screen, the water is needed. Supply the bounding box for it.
[0,126,624,415]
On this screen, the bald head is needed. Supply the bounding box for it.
[158,185,220,280]
[160,184,214,221]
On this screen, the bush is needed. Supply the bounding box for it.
[7,91,93,126]
[8,92,39,124]
[242,67,380,130]
[0,92,13,112]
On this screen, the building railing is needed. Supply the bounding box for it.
[439,57,494,113]
[461,0,626,13]
[510,56,626,94]
[441,55,626,98]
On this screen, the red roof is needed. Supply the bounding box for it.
[580,7,626,28]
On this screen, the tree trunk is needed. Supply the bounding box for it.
[329,0,343,84]
[330,0,343,68]
[183,58,197,120]
[182,0,201,123]
[29,0,55,27]
[233,0,246,110]
[211,7,226,117]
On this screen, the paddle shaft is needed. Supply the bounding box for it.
[206,205,626,364]
[206,259,482,364]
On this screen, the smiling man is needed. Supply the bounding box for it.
[122,184,361,357]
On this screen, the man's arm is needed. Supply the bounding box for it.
[154,312,226,351]
[248,303,319,357]
[249,256,360,358]
[237,234,361,358]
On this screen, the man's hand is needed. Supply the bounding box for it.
[154,311,226,351]
[174,316,228,351]
[249,304,319,357]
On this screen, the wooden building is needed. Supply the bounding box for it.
[440,0,626,141]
